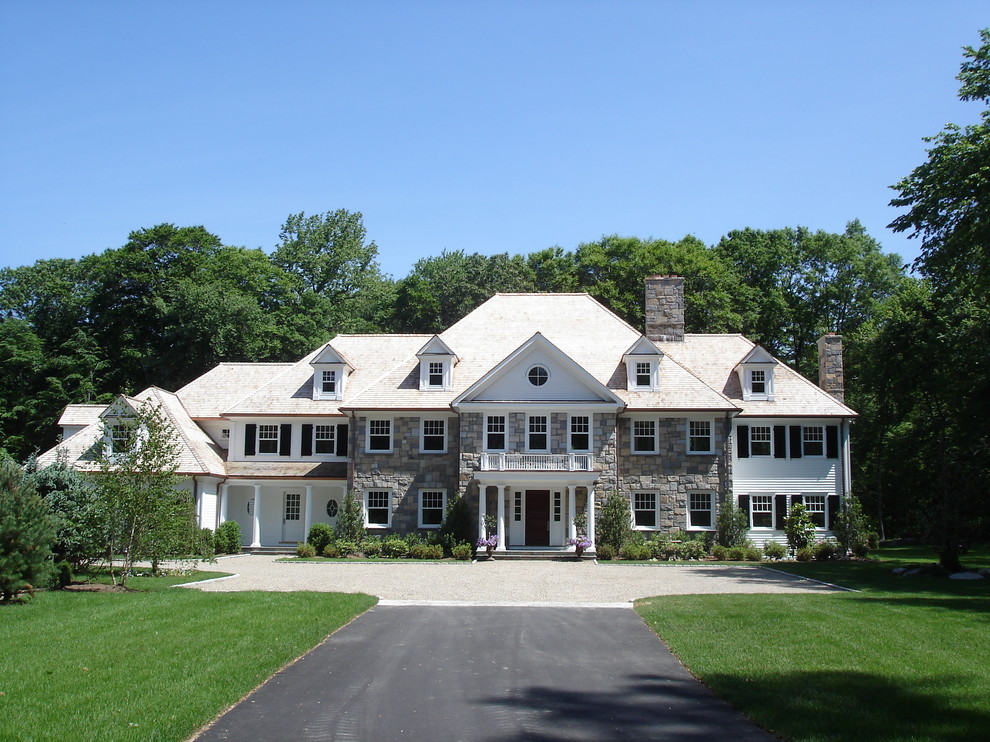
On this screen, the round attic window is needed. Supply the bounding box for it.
[527,365,549,386]
[326,499,339,518]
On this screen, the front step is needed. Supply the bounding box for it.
[482,549,595,561]
[243,545,296,555]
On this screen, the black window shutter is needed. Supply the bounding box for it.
[336,424,349,457]
[775,494,788,530]
[774,426,787,458]
[301,424,313,457]
[791,494,803,507]
[738,495,750,521]
[826,426,839,459]
[827,495,840,529]
[244,424,256,456]
[789,426,803,459]
[280,424,292,456]
[737,426,749,458]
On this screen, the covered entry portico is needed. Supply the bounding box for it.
[475,471,599,552]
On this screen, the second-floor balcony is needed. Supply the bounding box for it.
[479,452,594,472]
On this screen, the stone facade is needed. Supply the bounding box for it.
[818,334,844,403]
[351,415,460,533]
[645,275,685,342]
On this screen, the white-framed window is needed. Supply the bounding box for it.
[314,424,335,454]
[528,415,548,451]
[427,362,445,387]
[258,424,280,454]
[802,426,825,457]
[687,492,715,530]
[365,490,392,528]
[553,491,562,522]
[743,367,774,400]
[750,426,772,457]
[688,420,713,453]
[312,364,345,400]
[421,419,446,453]
[804,494,827,528]
[632,419,657,454]
[635,361,654,388]
[321,370,337,395]
[527,364,550,387]
[514,491,522,522]
[751,494,774,528]
[486,415,506,451]
[109,422,134,454]
[367,419,392,453]
[418,489,446,528]
[569,415,590,452]
[220,428,230,441]
[633,491,658,528]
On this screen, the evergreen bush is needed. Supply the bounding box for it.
[716,498,749,547]
[711,544,728,560]
[381,537,409,559]
[784,503,817,554]
[595,544,616,560]
[214,521,242,554]
[439,495,473,551]
[335,490,365,543]
[597,492,632,553]
[308,523,335,554]
[795,547,814,562]
[813,540,838,561]
[296,542,316,558]
[763,541,787,560]
[0,461,56,602]
[451,542,472,560]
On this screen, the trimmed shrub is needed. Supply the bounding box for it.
[711,544,728,560]
[619,543,652,561]
[813,540,838,561]
[197,528,215,556]
[308,523,335,554]
[726,546,746,561]
[381,537,409,559]
[335,540,358,556]
[410,543,443,560]
[214,521,242,554]
[359,537,382,558]
[295,542,316,558]
[322,544,342,558]
[796,547,814,562]
[596,544,616,561]
[681,540,707,561]
[451,543,472,561]
[744,547,762,562]
[763,541,787,560]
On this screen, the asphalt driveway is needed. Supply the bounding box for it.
[194,605,778,741]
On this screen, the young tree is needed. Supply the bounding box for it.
[334,490,365,543]
[93,401,195,586]
[596,491,633,553]
[783,503,816,556]
[715,497,749,547]
[0,460,56,602]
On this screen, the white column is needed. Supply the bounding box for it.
[219,483,229,524]
[586,488,596,547]
[478,486,487,538]
[567,485,576,545]
[251,484,262,548]
[496,484,507,551]
[304,485,314,540]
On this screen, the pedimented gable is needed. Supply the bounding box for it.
[738,345,777,366]
[453,333,623,406]
[416,335,458,360]
[309,344,354,368]
[99,396,140,421]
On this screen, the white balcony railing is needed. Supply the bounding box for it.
[479,453,594,472]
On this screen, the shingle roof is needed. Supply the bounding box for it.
[57,404,105,428]
[176,363,295,418]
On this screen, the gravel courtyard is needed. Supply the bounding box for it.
[184,555,844,604]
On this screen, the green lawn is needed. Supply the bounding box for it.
[636,555,990,742]
[0,573,376,742]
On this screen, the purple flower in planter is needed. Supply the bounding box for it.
[568,537,593,550]
[476,535,498,548]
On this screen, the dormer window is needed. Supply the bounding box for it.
[321,370,337,395]
[750,369,766,395]
[737,346,777,401]
[428,362,446,388]
[635,362,655,388]
[623,336,662,391]
[109,422,134,454]
[416,335,457,391]
[310,344,352,401]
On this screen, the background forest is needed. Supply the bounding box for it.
[3,33,989,554]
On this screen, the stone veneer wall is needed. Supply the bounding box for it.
[615,417,730,532]
[817,334,845,403]
[351,415,460,533]
[644,275,685,342]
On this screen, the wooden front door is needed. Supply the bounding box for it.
[525,490,550,546]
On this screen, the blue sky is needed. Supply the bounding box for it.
[1,1,986,279]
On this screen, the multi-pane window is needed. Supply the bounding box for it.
[751,369,766,395]
[570,416,590,451]
[314,425,335,454]
[688,492,714,529]
[321,370,337,394]
[365,490,391,527]
[220,428,230,441]
[803,426,824,457]
[486,416,506,451]
[635,361,653,388]
[422,419,446,452]
[750,426,772,456]
[632,420,657,453]
[284,492,301,521]
[514,491,522,522]
[368,420,392,452]
[805,494,826,528]
[528,365,549,386]
[110,423,133,453]
[751,494,773,528]
[419,490,446,528]
[258,424,279,454]
[688,420,713,453]
[528,416,548,451]
[553,491,562,522]
[633,492,657,527]
[428,362,445,387]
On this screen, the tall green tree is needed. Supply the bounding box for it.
[0,459,56,601]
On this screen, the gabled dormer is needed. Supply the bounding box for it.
[99,396,142,455]
[623,336,664,391]
[310,344,353,401]
[736,346,777,401]
[416,336,458,391]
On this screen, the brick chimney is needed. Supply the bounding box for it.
[817,333,844,403]
[645,275,685,342]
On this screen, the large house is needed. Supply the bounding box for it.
[40,276,856,552]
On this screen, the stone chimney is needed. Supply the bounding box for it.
[817,333,845,403]
[645,275,685,342]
